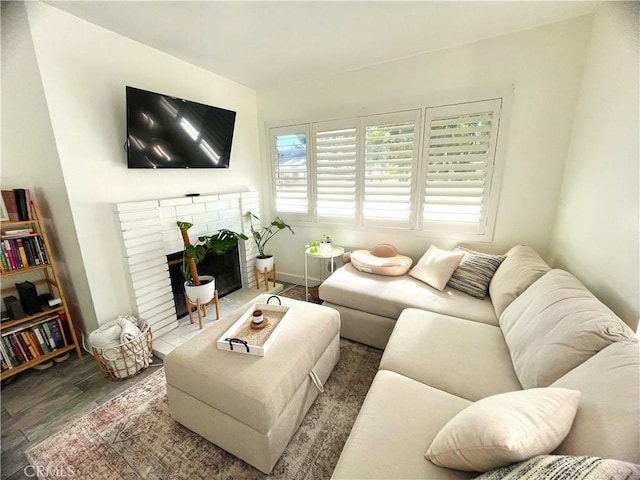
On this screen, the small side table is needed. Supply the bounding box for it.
[186,290,219,330]
[304,246,345,301]
[254,265,277,291]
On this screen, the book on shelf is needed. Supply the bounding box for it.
[1,191,19,222]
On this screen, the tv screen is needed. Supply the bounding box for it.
[126,86,236,168]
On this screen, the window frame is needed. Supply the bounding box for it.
[267,94,509,242]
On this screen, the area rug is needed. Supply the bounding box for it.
[26,339,382,480]
[279,284,323,305]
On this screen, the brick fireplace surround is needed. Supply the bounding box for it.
[114,191,261,340]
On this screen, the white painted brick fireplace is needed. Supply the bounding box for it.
[114,191,261,339]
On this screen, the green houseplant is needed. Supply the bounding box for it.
[247,212,295,272]
[177,221,247,287]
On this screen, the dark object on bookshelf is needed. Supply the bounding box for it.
[13,189,29,221]
[1,310,10,322]
[15,281,41,315]
[3,295,24,319]
[38,293,53,306]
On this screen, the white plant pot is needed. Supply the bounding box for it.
[319,242,332,254]
[184,275,216,305]
[255,255,274,272]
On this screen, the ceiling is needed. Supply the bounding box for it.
[46,1,599,90]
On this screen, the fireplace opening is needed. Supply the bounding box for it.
[167,245,242,319]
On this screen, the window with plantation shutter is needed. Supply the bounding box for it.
[362,111,421,227]
[314,120,357,222]
[270,125,310,219]
[421,99,502,238]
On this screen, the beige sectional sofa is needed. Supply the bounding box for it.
[320,246,640,479]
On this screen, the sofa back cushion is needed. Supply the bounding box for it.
[499,269,635,388]
[489,245,550,317]
[551,340,640,464]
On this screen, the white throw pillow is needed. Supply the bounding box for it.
[408,245,464,291]
[425,388,581,472]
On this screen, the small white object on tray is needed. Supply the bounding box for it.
[217,300,291,356]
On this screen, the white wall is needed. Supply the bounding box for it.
[549,3,639,329]
[6,2,261,333]
[257,16,593,284]
[2,2,96,332]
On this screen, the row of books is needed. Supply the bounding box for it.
[1,189,34,222]
[1,234,49,272]
[0,313,68,371]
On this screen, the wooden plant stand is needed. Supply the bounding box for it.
[186,290,219,330]
[254,265,276,291]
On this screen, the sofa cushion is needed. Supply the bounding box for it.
[475,455,640,480]
[551,340,640,464]
[319,263,498,326]
[425,388,581,472]
[489,245,550,317]
[409,245,464,291]
[380,309,521,401]
[447,247,505,299]
[332,370,474,480]
[499,269,635,388]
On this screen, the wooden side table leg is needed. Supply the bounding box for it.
[187,298,194,325]
[214,290,219,320]
[263,269,268,291]
[254,267,260,290]
[272,265,277,289]
[196,299,204,330]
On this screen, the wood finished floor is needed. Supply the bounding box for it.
[1,352,163,480]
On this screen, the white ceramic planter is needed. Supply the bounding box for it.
[319,242,332,254]
[255,255,274,272]
[184,275,216,305]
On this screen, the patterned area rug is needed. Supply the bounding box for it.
[26,339,381,479]
[279,284,323,305]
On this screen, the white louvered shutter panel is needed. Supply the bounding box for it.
[314,120,357,222]
[270,125,310,219]
[422,99,502,235]
[362,111,421,227]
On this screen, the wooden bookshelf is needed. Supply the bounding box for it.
[0,200,83,380]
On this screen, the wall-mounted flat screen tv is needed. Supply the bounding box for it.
[126,86,236,169]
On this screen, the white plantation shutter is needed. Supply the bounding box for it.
[270,125,311,220]
[421,99,502,236]
[362,111,421,227]
[314,120,357,222]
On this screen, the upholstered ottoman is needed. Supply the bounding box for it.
[164,294,340,474]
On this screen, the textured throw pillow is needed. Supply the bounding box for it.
[408,245,464,291]
[425,388,581,472]
[474,455,640,480]
[447,247,505,299]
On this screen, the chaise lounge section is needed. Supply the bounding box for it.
[323,246,639,478]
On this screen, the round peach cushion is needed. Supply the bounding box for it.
[350,244,413,276]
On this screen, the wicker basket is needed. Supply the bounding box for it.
[92,320,153,381]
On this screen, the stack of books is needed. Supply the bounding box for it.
[1,229,49,271]
[1,189,34,222]
[0,313,69,371]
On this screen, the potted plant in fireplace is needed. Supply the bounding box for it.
[247,212,295,272]
[177,221,247,305]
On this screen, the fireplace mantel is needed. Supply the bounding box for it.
[114,191,260,339]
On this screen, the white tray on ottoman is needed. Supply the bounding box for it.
[216,299,292,356]
[164,293,341,474]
